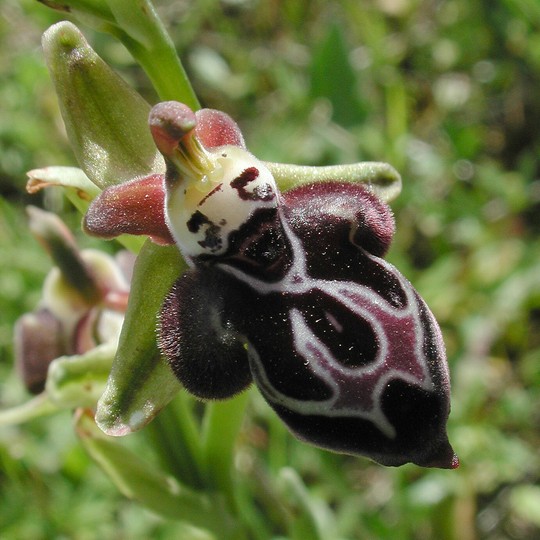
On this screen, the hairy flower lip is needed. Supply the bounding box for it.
[59,80,452,468]
[415,439,459,470]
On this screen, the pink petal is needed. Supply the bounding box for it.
[195,108,246,149]
[83,174,174,245]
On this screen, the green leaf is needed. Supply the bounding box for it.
[310,23,366,127]
[144,393,206,489]
[76,409,237,536]
[95,241,185,435]
[202,391,251,504]
[278,468,333,540]
[42,21,164,189]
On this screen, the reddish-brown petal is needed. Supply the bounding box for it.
[83,174,174,245]
[195,108,246,149]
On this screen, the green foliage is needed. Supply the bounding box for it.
[1,0,539,538]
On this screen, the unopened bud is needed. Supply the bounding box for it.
[14,309,63,394]
[42,21,163,189]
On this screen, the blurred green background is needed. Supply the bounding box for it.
[1,0,539,538]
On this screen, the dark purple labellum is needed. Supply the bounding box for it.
[159,268,251,399]
[159,179,458,469]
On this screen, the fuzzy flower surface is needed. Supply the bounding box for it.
[84,101,458,469]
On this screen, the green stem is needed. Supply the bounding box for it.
[146,391,206,490]
[202,391,250,506]
[0,394,58,427]
[124,34,199,108]
[105,0,200,108]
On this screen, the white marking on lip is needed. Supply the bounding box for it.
[324,311,343,332]
[220,207,441,438]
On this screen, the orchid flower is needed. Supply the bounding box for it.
[84,101,458,469]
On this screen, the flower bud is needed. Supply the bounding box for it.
[27,206,101,306]
[42,21,164,189]
[14,309,63,394]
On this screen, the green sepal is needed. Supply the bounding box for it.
[39,2,198,107]
[267,160,402,202]
[42,21,164,190]
[95,240,185,435]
